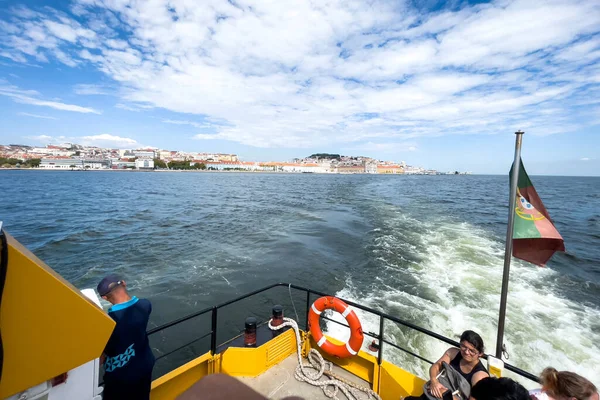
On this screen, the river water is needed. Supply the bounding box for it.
[1,170,598,386]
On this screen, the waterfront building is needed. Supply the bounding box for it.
[111,161,136,169]
[82,159,110,169]
[281,163,324,173]
[29,146,75,157]
[217,154,239,162]
[365,162,378,174]
[135,159,154,170]
[404,166,424,174]
[40,158,83,169]
[336,165,365,174]
[157,150,171,160]
[377,164,403,174]
[133,150,156,159]
[205,161,258,171]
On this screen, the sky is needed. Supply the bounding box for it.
[0,0,599,175]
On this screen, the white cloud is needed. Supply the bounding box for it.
[0,84,101,113]
[163,119,211,128]
[1,51,27,63]
[18,112,58,120]
[163,119,195,126]
[342,141,418,154]
[0,11,98,67]
[54,49,78,67]
[74,83,113,95]
[24,133,139,148]
[555,37,600,62]
[105,39,129,50]
[43,21,78,42]
[115,103,150,112]
[1,0,599,150]
[436,1,599,68]
[26,134,57,143]
[80,134,138,148]
[193,133,221,140]
[19,96,99,113]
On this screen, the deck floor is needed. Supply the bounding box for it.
[237,354,371,399]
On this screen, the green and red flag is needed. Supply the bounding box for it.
[510,159,565,266]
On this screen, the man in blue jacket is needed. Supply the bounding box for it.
[98,275,155,400]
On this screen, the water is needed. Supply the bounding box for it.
[1,170,598,386]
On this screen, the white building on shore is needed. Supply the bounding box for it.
[40,159,82,169]
[135,159,154,170]
[39,159,111,169]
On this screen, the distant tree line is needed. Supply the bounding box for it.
[156,158,206,170]
[0,158,41,168]
[153,158,167,169]
[309,153,341,160]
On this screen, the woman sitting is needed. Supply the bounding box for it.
[531,367,598,400]
[406,330,489,400]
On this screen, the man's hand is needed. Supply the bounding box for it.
[429,380,448,399]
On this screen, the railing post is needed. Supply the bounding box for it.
[305,291,311,331]
[378,316,384,366]
[210,307,217,355]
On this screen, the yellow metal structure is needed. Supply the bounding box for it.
[149,328,426,400]
[221,329,297,377]
[380,361,425,399]
[0,231,116,398]
[150,352,214,400]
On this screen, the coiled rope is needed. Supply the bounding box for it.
[268,317,381,400]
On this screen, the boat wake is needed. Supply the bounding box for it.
[326,204,600,388]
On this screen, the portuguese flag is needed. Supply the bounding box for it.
[511,159,565,266]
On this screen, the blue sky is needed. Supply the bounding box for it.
[1,0,599,175]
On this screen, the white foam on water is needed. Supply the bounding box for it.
[326,209,600,388]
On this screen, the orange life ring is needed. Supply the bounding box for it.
[308,296,363,358]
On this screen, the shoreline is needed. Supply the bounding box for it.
[0,168,414,175]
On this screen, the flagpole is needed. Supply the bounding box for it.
[495,130,524,359]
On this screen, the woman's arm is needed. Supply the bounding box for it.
[429,348,459,398]
[430,348,458,380]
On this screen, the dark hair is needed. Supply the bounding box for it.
[471,377,529,400]
[460,330,485,353]
[540,367,597,400]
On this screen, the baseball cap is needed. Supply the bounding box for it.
[97,274,123,296]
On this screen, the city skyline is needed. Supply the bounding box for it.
[2,142,424,174]
[0,141,412,166]
[1,0,599,176]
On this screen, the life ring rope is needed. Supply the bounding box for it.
[268,317,381,400]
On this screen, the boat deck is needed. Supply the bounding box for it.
[237,354,371,399]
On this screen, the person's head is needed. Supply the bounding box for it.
[471,377,529,400]
[459,330,485,362]
[540,367,598,400]
[97,274,129,305]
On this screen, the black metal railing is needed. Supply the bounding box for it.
[147,282,540,384]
